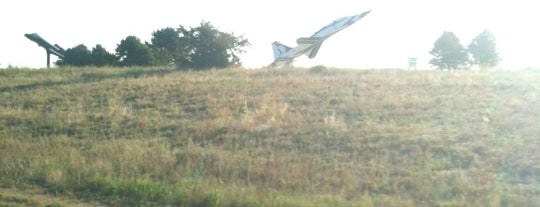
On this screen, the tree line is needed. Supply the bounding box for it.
[56,21,250,70]
[430,30,500,70]
[57,21,498,70]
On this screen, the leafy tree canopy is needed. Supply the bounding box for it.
[91,44,117,66]
[429,31,470,70]
[468,30,500,69]
[152,22,250,70]
[151,27,182,56]
[116,36,154,66]
[59,44,92,66]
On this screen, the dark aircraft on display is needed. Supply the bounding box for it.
[25,33,65,68]
[270,10,371,67]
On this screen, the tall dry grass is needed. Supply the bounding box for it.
[1,66,539,206]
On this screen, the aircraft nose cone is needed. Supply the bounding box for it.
[360,10,371,17]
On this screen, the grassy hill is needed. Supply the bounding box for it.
[1,66,539,206]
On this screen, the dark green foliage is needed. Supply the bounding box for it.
[151,27,183,61]
[116,36,155,66]
[58,44,92,66]
[91,44,118,66]
[151,28,181,53]
[150,47,174,66]
[151,22,250,70]
[58,44,117,67]
[151,22,249,69]
[186,22,249,69]
[55,22,248,69]
[430,31,470,70]
[150,27,182,65]
[468,30,500,69]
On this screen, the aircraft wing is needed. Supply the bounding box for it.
[25,33,65,58]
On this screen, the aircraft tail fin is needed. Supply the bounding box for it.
[272,41,292,59]
[307,42,323,59]
[297,37,325,59]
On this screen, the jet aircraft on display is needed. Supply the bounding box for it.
[270,10,371,67]
[25,33,65,68]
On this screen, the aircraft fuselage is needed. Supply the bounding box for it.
[271,10,371,67]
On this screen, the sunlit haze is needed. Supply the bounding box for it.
[2,0,539,69]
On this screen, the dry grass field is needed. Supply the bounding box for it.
[1,66,539,206]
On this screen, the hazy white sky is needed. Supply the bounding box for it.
[1,0,539,69]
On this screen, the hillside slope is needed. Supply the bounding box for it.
[1,67,539,206]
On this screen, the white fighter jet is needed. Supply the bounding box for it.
[270,10,371,67]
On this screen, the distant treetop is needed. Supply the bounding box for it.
[468,30,500,70]
[429,30,500,70]
[429,31,469,70]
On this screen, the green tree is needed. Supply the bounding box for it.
[91,44,117,66]
[151,28,181,56]
[59,44,92,66]
[174,26,195,68]
[174,22,249,70]
[116,36,154,66]
[429,31,469,70]
[150,27,182,65]
[468,30,500,70]
[150,47,174,66]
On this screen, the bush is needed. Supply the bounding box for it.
[309,65,332,74]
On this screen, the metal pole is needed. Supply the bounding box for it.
[46,50,51,68]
